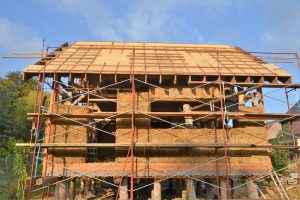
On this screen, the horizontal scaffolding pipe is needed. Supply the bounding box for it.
[15,143,299,149]
[187,82,300,88]
[27,112,300,121]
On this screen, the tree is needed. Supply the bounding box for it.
[0,71,38,199]
[271,123,293,174]
[0,71,37,141]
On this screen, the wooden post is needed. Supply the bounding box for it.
[257,88,264,112]
[183,104,193,128]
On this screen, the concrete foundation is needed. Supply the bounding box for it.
[247,179,259,199]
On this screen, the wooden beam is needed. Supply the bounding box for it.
[36,176,60,186]
[46,162,271,177]
[89,98,117,102]
[16,143,299,149]
[27,111,300,121]
[191,84,263,110]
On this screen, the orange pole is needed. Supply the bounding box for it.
[130,49,136,200]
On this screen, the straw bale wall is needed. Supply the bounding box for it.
[149,86,223,99]
[115,90,271,175]
[48,104,89,164]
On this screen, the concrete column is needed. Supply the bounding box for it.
[183,104,193,128]
[185,179,196,199]
[247,179,259,199]
[205,179,214,200]
[68,178,76,200]
[119,178,129,200]
[54,180,67,200]
[220,179,228,200]
[151,180,161,200]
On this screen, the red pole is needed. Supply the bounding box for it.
[28,73,45,200]
[130,49,136,200]
[285,88,300,181]
[28,44,47,200]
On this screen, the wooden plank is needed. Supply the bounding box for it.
[27,111,300,121]
[46,162,272,177]
[36,176,59,186]
[16,143,299,149]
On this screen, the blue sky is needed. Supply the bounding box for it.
[0,0,299,113]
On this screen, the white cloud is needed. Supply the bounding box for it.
[42,0,230,42]
[0,18,42,53]
[261,32,275,43]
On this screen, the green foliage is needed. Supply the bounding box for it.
[13,141,30,199]
[0,138,30,199]
[0,71,37,141]
[271,123,292,174]
[0,71,37,199]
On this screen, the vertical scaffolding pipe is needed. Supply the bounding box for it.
[285,88,300,181]
[212,90,221,200]
[30,76,41,144]
[46,76,59,200]
[217,52,231,199]
[28,72,46,200]
[130,49,136,200]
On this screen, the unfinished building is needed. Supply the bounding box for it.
[20,42,300,199]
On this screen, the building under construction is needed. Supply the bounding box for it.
[20,42,300,199]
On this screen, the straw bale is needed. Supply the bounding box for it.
[239,106,263,113]
[48,104,90,164]
[114,90,270,175]
[116,92,150,129]
[115,126,271,168]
